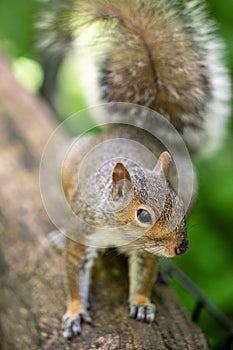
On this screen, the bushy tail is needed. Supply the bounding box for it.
[38,0,231,155]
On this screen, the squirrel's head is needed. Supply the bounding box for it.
[112,151,188,258]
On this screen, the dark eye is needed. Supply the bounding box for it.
[137,209,152,224]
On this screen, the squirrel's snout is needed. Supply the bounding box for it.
[174,239,189,256]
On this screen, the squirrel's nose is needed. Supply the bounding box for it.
[174,239,189,256]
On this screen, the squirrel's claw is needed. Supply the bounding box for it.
[62,313,82,340]
[129,303,156,323]
[62,311,92,340]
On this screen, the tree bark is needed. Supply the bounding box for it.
[0,53,209,350]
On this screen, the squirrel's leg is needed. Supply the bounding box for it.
[128,250,158,323]
[62,237,97,340]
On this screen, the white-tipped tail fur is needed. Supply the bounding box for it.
[181,0,231,155]
[39,0,231,156]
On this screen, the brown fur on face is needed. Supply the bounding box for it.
[112,153,188,258]
[114,174,188,258]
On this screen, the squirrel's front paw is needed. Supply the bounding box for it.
[129,303,156,323]
[62,311,92,340]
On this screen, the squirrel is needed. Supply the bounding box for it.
[40,0,231,340]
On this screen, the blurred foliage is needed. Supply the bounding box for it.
[0,0,233,349]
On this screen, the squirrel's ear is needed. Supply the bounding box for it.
[154,151,172,181]
[112,162,132,200]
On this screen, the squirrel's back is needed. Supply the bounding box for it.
[40,0,231,155]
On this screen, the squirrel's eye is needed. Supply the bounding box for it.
[136,209,152,224]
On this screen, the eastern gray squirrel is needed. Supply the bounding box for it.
[40,0,231,340]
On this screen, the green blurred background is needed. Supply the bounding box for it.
[0,0,232,348]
